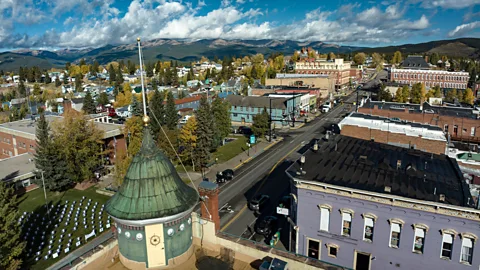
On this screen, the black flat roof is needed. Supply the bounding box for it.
[288,135,474,208]
[362,100,477,119]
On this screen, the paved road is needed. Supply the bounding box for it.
[218,93,358,248]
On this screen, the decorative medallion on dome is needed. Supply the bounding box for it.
[150,235,161,246]
[167,228,174,236]
[136,233,143,241]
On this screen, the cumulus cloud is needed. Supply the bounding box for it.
[0,0,437,49]
[448,21,480,37]
[421,0,480,9]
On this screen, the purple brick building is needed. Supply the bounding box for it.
[287,135,480,270]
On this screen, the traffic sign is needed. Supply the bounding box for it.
[276,207,289,216]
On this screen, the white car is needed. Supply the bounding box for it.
[322,102,332,113]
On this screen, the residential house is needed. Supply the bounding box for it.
[221,78,242,93]
[115,106,131,118]
[287,134,479,270]
[123,75,138,83]
[226,95,299,126]
[64,98,84,112]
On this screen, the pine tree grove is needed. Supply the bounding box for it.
[194,95,214,171]
[165,91,177,130]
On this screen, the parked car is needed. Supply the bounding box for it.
[249,194,270,212]
[216,169,234,183]
[222,169,234,179]
[321,102,332,113]
[255,216,278,236]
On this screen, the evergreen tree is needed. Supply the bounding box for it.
[97,92,110,106]
[212,98,231,146]
[194,95,214,171]
[45,72,52,84]
[108,64,116,84]
[33,114,70,191]
[0,182,26,270]
[155,61,161,75]
[116,66,124,84]
[55,77,61,87]
[75,73,83,92]
[63,73,69,85]
[146,62,154,77]
[165,91,178,129]
[79,58,86,66]
[93,60,100,74]
[65,62,71,72]
[18,81,26,97]
[446,88,457,102]
[82,92,96,114]
[131,95,143,117]
[149,90,165,135]
[18,67,25,82]
[205,68,211,80]
[252,108,269,137]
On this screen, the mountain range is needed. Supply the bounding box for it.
[0,38,479,72]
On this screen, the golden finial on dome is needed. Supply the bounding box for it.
[137,37,141,42]
[143,115,150,126]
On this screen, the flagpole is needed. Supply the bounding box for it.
[137,37,148,118]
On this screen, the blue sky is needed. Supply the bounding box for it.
[2,0,480,50]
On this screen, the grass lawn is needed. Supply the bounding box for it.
[212,136,249,163]
[18,186,111,270]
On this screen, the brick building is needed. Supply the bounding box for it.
[294,59,362,90]
[391,68,469,89]
[338,113,447,155]
[265,73,335,98]
[359,100,480,143]
[0,115,126,162]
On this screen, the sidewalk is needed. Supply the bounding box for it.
[185,137,284,187]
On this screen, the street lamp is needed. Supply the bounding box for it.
[246,143,251,156]
[37,170,51,221]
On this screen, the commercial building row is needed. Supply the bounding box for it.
[294,59,362,90]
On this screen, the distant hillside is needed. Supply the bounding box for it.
[0,39,362,71]
[356,38,480,58]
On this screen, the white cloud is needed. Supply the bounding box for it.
[448,21,480,37]
[0,0,441,48]
[236,0,246,4]
[421,0,480,9]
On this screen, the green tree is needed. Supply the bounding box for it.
[131,95,143,117]
[395,87,404,102]
[52,110,104,183]
[165,91,178,129]
[430,53,440,65]
[446,88,457,102]
[75,73,83,92]
[116,66,124,85]
[33,114,69,191]
[252,108,269,137]
[114,116,143,185]
[194,95,214,171]
[353,53,366,65]
[55,77,61,87]
[97,92,110,106]
[0,182,26,270]
[33,83,41,96]
[179,116,197,169]
[457,89,464,103]
[372,53,384,70]
[212,98,231,145]
[377,85,392,102]
[401,85,410,103]
[463,88,475,105]
[108,64,116,84]
[431,85,442,98]
[410,83,426,104]
[18,81,26,97]
[149,90,165,136]
[82,92,96,114]
[156,128,179,162]
[79,58,86,66]
[45,72,52,84]
[392,51,402,65]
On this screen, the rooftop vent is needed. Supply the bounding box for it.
[385,186,392,193]
[439,194,445,202]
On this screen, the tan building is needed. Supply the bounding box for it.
[265,73,335,99]
[294,59,362,89]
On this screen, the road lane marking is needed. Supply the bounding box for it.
[221,204,247,232]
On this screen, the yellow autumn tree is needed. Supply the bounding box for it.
[114,83,133,108]
[463,88,475,105]
[179,116,197,169]
[114,116,143,185]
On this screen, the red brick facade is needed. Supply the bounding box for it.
[0,131,36,159]
[0,130,126,162]
[340,125,446,155]
[390,68,469,89]
[358,106,480,143]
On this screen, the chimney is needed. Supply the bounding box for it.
[198,181,220,232]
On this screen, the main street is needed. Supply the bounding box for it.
[213,92,359,248]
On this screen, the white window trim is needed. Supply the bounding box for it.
[440,229,456,260]
[460,233,477,265]
[319,205,331,232]
[340,209,354,237]
[389,221,403,248]
[362,213,376,242]
[412,225,428,254]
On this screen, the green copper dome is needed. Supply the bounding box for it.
[106,128,199,221]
